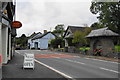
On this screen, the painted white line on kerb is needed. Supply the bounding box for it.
[100,67,119,73]
[34,59,75,80]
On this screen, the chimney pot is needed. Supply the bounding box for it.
[44,30,47,33]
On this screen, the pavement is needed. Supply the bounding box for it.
[2,52,68,80]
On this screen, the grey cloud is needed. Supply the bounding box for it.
[16,1,97,37]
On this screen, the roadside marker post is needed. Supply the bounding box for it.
[23,53,35,69]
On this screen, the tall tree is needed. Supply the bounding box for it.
[90,22,104,30]
[53,24,65,37]
[16,34,28,49]
[90,2,120,34]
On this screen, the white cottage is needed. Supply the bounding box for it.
[28,32,42,49]
[31,32,56,49]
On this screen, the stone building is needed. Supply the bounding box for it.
[86,27,119,57]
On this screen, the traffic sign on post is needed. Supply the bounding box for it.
[23,53,34,69]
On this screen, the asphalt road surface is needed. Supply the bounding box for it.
[16,50,119,79]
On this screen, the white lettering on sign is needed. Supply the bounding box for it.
[23,53,34,69]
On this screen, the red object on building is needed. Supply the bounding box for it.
[11,21,22,28]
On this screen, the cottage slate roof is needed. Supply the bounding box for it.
[68,26,86,33]
[64,26,86,37]
[86,27,119,38]
[32,32,56,40]
[29,32,42,39]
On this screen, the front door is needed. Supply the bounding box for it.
[34,42,38,49]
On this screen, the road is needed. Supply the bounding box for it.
[16,50,119,79]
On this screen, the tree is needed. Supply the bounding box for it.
[15,34,28,49]
[90,2,120,34]
[72,30,86,47]
[90,22,104,29]
[53,24,65,37]
[50,37,65,48]
[72,27,91,47]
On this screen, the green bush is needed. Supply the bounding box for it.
[79,47,90,51]
[115,45,120,51]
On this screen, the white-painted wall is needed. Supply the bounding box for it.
[8,34,11,60]
[2,25,8,64]
[29,33,55,49]
[28,33,42,49]
[1,19,13,64]
[38,33,55,49]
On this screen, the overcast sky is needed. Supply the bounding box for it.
[16,0,98,37]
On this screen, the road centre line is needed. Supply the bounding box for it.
[65,59,86,65]
[54,57,61,59]
[52,57,86,65]
[85,58,90,59]
[34,59,75,80]
[55,58,119,73]
[99,67,119,73]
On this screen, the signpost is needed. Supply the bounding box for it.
[23,53,34,69]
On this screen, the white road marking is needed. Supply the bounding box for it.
[81,57,119,64]
[65,59,86,65]
[85,58,90,59]
[16,51,75,80]
[16,50,119,77]
[34,59,75,80]
[100,67,119,73]
[54,57,60,59]
[91,58,119,64]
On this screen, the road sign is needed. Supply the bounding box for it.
[23,53,34,69]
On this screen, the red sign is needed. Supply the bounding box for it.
[11,21,22,29]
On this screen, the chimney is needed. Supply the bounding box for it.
[44,30,47,34]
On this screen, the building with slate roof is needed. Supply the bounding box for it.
[28,32,42,49]
[28,31,56,49]
[63,26,88,52]
[64,26,87,47]
[86,27,119,57]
